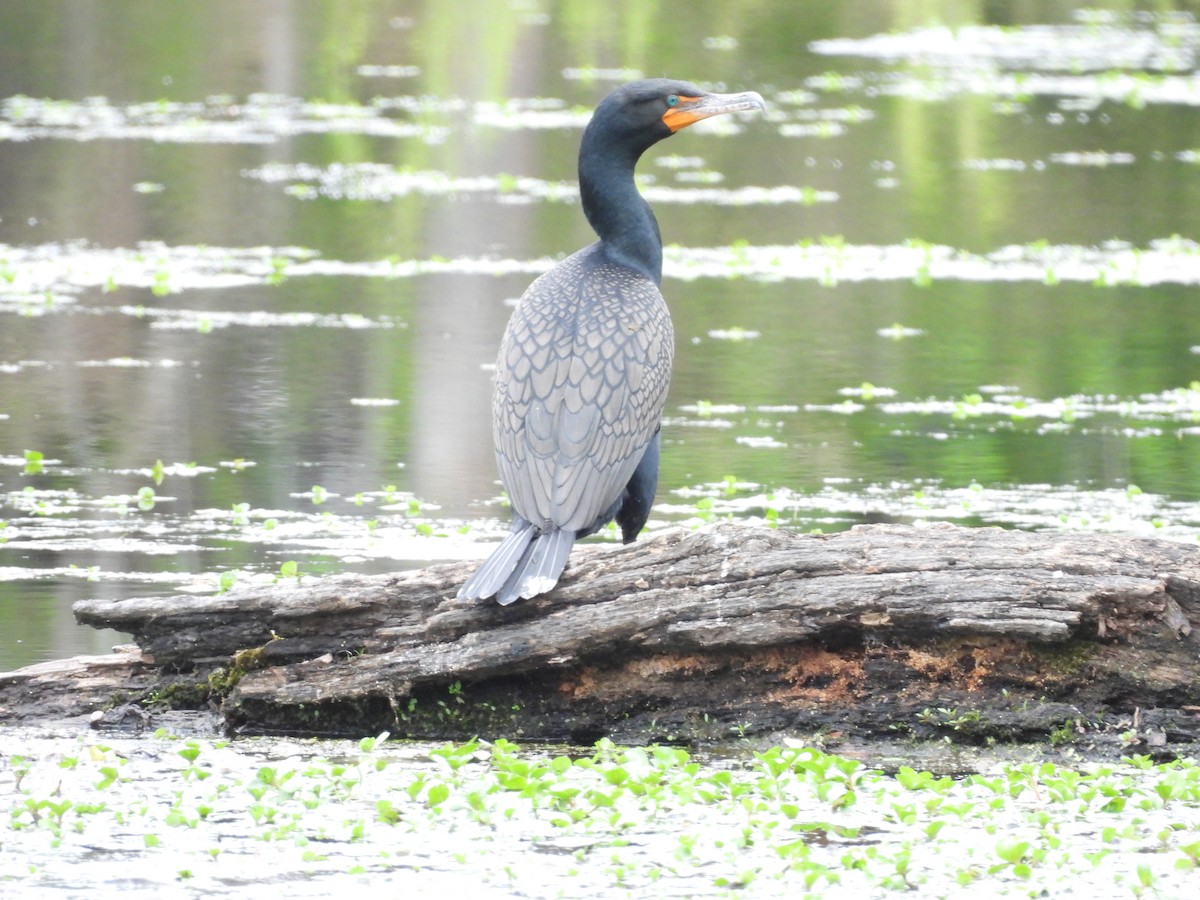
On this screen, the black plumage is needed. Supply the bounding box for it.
[459,79,765,605]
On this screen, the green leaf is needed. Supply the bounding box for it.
[995,838,1029,864]
[23,449,44,474]
[426,783,450,807]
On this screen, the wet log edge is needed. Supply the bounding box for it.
[4,522,1200,759]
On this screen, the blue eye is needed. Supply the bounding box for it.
[666,95,679,107]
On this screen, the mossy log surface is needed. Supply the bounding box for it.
[6,523,1200,756]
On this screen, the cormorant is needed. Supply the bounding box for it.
[459,79,765,605]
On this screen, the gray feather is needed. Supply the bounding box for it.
[495,528,576,606]
[456,522,536,601]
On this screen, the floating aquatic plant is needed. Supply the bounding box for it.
[663,477,1200,542]
[4,733,1200,897]
[243,161,823,208]
[0,92,452,144]
[22,449,44,474]
[877,323,924,339]
[706,326,761,341]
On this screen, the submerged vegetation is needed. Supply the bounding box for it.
[10,236,1200,324]
[3,732,1200,897]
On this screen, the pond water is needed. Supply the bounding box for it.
[2,3,1200,671]
[4,728,1200,899]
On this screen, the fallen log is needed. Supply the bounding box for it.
[5,523,1200,757]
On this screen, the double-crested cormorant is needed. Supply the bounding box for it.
[459,79,766,605]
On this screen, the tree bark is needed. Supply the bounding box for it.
[5,523,1200,756]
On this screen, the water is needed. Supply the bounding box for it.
[4,5,1200,898]
[2,2,1200,674]
[4,730,1200,899]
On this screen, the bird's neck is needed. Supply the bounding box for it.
[578,140,664,285]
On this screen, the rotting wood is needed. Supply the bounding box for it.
[3,522,1199,757]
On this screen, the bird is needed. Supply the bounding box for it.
[458,79,765,605]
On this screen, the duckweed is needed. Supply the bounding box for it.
[3,733,1200,897]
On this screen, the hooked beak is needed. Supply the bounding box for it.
[662,89,767,132]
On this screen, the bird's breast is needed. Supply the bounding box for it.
[491,247,674,529]
[498,252,671,411]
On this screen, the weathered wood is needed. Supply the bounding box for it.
[0,645,155,721]
[5,523,1200,755]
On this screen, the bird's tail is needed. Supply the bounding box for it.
[457,524,575,605]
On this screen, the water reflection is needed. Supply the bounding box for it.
[2,2,1200,668]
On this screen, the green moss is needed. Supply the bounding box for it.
[148,681,210,708]
[208,641,285,696]
[1048,720,1079,747]
[1029,640,1098,678]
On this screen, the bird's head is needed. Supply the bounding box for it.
[587,79,766,154]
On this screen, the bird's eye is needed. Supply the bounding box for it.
[665,94,679,107]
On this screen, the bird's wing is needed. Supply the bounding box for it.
[493,249,673,534]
